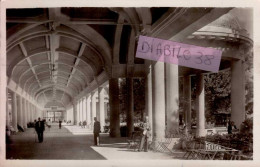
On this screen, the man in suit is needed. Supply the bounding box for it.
[93,117,101,146]
[59,120,62,129]
[35,117,45,143]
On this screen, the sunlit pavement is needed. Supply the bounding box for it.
[6,125,183,160]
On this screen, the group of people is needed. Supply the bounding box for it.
[79,120,87,128]
[34,118,65,143]
[32,116,151,151]
[33,116,102,146]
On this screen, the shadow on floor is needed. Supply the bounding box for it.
[6,126,106,160]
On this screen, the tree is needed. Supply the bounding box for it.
[204,70,231,122]
[118,78,146,122]
[133,78,145,120]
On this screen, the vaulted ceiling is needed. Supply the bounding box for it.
[7,7,239,109]
[6,7,170,108]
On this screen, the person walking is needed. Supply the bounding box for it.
[93,117,101,146]
[35,117,45,143]
[59,120,62,129]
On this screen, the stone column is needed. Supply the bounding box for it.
[31,103,33,122]
[91,91,97,123]
[231,59,246,128]
[12,93,18,131]
[35,107,39,119]
[165,64,179,135]
[22,98,27,129]
[99,87,105,132]
[34,105,36,120]
[73,103,77,125]
[77,101,80,124]
[126,78,134,137]
[195,73,205,137]
[28,102,31,122]
[26,101,29,124]
[145,65,153,140]
[86,95,91,126]
[78,100,80,122]
[17,95,23,127]
[80,99,83,122]
[33,106,36,120]
[152,62,166,139]
[31,104,34,121]
[29,102,32,122]
[104,102,108,120]
[183,75,191,134]
[30,104,33,121]
[96,94,100,124]
[32,105,35,120]
[6,91,10,127]
[82,97,87,122]
[81,99,84,122]
[32,105,37,121]
[109,78,120,137]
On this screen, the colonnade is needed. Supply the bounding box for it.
[7,61,245,138]
[181,59,245,137]
[73,87,109,131]
[106,59,245,138]
[7,90,42,132]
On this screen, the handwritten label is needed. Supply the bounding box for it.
[136,35,222,72]
[205,141,223,150]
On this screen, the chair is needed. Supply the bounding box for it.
[148,137,159,152]
[157,138,173,153]
[183,139,216,160]
[158,138,184,155]
[127,131,142,151]
[182,140,201,159]
[196,141,240,160]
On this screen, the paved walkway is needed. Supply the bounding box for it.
[6,125,183,160]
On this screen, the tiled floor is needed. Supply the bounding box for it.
[6,125,183,160]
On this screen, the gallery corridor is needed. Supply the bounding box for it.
[4,7,253,161]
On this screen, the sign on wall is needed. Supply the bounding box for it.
[136,35,222,72]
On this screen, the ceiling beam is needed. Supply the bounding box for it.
[36,75,81,91]
[19,42,42,87]
[7,31,50,52]
[60,92,65,103]
[10,47,96,79]
[170,8,233,42]
[35,86,73,101]
[18,62,91,92]
[66,43,86,87]
[24,70,85,93]
[6,17,132,25]
[30,79,79,97]
[7,23,49,45]
[9,48,50,77]
[43,92,48,103]
[112,15,124,64]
